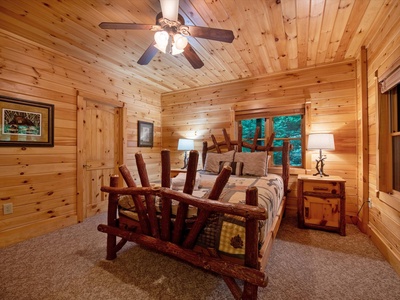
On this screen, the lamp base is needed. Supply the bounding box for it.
[181,151,188,169]
[313,157,329,177]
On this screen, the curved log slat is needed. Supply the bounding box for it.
[118,164,150,235]
[265,132,276,150]
[211,134,221,153]
[135,152,160,239]
[222,128,233,151]
[182,165,232,249]
[172,150,199,244]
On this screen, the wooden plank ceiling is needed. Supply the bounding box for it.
[0,0,387,94]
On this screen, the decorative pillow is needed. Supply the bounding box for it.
[266,155,271,176]
[234,151,268,176]
[218,161,244,176]
[204,150,235,174]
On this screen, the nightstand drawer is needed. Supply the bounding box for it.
[303,180,341,194]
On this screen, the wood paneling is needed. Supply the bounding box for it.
[0,1,390,93]
[162,61,357,217]
[358,0,400,275]
[0,31,162,247]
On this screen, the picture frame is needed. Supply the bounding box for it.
[0,96,54,147]
[138,121,154,147]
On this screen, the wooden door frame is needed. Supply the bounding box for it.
[76,91,127,222]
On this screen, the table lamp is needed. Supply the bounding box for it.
[177,138,194,169]
[307,133,335,177]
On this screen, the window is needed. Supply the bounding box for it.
[240,114,304,167]
[378,67,400,194]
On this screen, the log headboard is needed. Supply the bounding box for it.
[202,125,291,195]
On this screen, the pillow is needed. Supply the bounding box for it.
[266,155,271,176]
[204,150,235,174]
[234,151,268,176]
[218,161,244,176]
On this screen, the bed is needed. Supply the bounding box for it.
[98,126,291,299]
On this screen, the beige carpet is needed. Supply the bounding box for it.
[1,213,399,300]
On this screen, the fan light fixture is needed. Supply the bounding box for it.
[178,138,194,169]
[307,133,335,177]
[154,31,188,55]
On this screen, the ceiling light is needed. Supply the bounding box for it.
[154,31,169,53]
[174,34,188,50]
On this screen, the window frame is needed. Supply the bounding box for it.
[376,66,400,207]
[234,106,306,168]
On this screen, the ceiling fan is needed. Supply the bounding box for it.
[99,0,234,69]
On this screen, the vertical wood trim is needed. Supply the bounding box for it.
[360,46,369,233]
[119,106,127,187]
[376,77,391,193]
[76,92,86,222]
[305,101,312,171]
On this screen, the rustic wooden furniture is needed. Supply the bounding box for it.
[98,127,291,299]
[170,168,186,178]
[297,174,346,236]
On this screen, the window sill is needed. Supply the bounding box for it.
[378,190,400,211]
[269,166,306,175]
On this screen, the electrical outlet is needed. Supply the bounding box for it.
[3,203,13,215]
[368,198,372,208]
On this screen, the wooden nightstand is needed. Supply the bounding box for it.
[297,174,346,235]
[170,168,186,178]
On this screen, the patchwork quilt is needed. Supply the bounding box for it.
[118,172,284,259]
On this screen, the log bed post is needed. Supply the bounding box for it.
[243,187,262,299]
[161,149,172,241]
[105,175,126,260]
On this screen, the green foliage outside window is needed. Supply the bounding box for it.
[272,115,302,166]
[240,115,302,166]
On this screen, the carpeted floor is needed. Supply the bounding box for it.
[1,213,399,300]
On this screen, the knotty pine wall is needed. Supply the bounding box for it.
[161,61,358,219]
[360,0,400,275]
[0,31,162,247]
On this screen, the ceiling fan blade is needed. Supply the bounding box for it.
[183,44,204,69]
[99,22,157,30]
[187,26,234,43]
[137,42,159,65]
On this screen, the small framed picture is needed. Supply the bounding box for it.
[138,121,153,147]
[0,96,54,147]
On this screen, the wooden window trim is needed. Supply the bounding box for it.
[376,62,400,203]
[233,104,306,168]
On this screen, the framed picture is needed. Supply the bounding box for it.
[138,121,153,147]
[0,96,54,147]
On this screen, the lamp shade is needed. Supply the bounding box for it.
[307,133,335,150]
[177,138,194,151]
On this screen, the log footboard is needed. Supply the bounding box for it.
[98,127,291,299]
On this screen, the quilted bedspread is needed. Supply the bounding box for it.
[195,173,284,258]
[118,172,284,258]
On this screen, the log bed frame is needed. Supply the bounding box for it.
[97,127,291,299]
